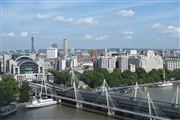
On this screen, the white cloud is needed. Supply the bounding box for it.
[165,26,180,34]
[75,17,98,25]
[83,34,93,40]
[122,30,133,35]
[54,16,74,23]
[116,9,135,17]
[83,34,107,41]
[122,30,133,39]
[152,22,161,29]
[54,16,98,25]
[35,14,51,19]
[95,35,107,41]
[152,23,180,37]
[2,32,15,37]
[20,32,29,38]
[7,32,15,37]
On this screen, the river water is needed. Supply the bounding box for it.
[5,82,180,120]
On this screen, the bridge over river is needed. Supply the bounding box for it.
[29,80,180,120]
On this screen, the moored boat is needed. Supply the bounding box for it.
[25,71,57,108]
[158,81,173,87]
[157,69,173,87]
[25,96,57,108]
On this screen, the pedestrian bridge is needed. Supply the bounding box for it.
[29,81,180,120]
[29,71,180,120]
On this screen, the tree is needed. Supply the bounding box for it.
[136,67,147,79]
[147,69,162,82]
[121,70,137,85]
[135,67,147,83]
[0,76,19,107]
[108,69,122,87]
[165,69,174,80]
[49,70,71,85]
[80,70,104,88]
[94,68,110,80]
[19,82,30,102]
[173,69,180,80]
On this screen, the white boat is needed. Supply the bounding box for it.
[26,71,57,108]
[25,96,57,108]
[158,81,173,87]
[157,69,173,87]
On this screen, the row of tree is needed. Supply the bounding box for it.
[0,76,30,107]
[50,68,180,88]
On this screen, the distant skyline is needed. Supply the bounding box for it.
[0,0,180,51]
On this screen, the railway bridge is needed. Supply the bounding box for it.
[29,72,180,120]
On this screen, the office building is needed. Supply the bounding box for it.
[91,49,97,56]
[116,55,128,72]
[164,58,180,71]
[63,39,68,57]
[97,56,116,72]
[47,47,58,59]
[130,50,138,56]
[59,59,66,71]
[129,50,163,72]
[129,64,136,72]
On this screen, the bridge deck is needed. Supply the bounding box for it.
[30,82,180,119]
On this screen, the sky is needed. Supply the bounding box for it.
[0,0,180,51]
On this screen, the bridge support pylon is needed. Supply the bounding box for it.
[76,103,83,109]
[175,86,179,107]
[71,71,83,109]
[103,80,115,116]
[147,92,152,120]
[107,109,115,116]
[57,99,61,104]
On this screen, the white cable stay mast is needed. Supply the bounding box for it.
[172,86,179,107]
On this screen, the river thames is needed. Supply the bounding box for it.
[5,82,180,120]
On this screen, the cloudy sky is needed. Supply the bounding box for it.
[0,0,180,50]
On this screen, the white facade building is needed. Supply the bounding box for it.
[44,61,53,71]
[71,56,78,67]
[129,50,163,72]
[63,39,68,57]
[129,64,136,72]
[47,47,58,59]
[146,50,155,58]
[108,57,117,72]
[130,50,137,55]
[116,55,128,72]
[140,50,163,72]
[3,55,44,82]
[140,56,163,72]
[164,58,180,71]
[97,56,116,72]
[59,59,66,71]
[98,57,108,69]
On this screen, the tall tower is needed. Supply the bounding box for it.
[31,37,35,53]
[63,39,68,57]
